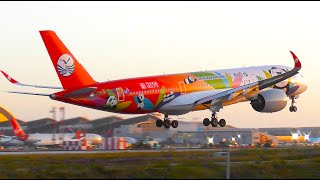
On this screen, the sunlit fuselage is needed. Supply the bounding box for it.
[51,65,307,116]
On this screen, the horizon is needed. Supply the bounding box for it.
[0,1,318,128]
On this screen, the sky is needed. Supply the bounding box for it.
[0,1,318,128]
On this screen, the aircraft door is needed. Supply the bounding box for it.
[179,82,186,94]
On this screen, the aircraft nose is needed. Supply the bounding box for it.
[295,73,308,94]
[298,81,308,94]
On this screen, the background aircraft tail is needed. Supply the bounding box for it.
[0,105,29,141]
[10,115,28,140]
[39,30,97,90]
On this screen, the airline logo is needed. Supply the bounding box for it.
[57,54,75,76]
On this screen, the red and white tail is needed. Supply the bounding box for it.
[10,116,28,141]
[0,105,28,141]
[40,30,97,90]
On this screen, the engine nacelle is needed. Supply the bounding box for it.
[251,89,287,113]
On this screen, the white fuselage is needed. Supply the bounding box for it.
[159,65,307,115]
[24,133,103,146]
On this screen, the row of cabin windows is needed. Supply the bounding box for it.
[127,83,211,96]
[129,87,177,96]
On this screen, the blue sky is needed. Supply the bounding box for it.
[0,1,318,128]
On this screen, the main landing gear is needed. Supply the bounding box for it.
[203,112,226,127]
[289,96,298,112]
[156,114,179,128]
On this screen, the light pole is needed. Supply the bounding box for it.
[226,147,230,179]
[213,148,230,179]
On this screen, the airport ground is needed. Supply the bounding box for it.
[0,146,319,179]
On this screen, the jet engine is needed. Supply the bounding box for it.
[250,89,287,112]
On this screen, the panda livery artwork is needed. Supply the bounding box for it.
[1,30,307,128]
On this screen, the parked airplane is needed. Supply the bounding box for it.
[0,134,24,147]
[0,105,24,146]
[0,105,102,147]
[10,116,103,147]
[1,30,307,129]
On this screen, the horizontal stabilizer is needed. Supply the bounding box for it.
[5,91,50,96]
[63,87,97,98]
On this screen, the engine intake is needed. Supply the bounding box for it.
[251,89,287,112]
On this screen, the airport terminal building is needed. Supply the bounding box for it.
[2,114,320,148]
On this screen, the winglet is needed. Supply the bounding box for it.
[0,70,18,84]
[290,51,301,70]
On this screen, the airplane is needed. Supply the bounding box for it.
[1,30,307,129]
[0,105,24,147]
[0,134,24,147]
[0,105,103,147]
[10,116,103,147]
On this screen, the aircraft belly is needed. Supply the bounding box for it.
[159,89,224,115]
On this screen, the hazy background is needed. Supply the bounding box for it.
[0,1,318,128]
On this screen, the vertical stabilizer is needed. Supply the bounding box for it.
[40,30,96,90]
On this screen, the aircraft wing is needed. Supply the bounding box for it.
[194,51,302,112]
[0,70,63,89]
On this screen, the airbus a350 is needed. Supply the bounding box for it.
[1,30,307,128]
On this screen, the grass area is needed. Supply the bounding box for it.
[0,147,320,178]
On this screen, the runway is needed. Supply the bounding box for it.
[0,146,284,155]
[0,148,220,155]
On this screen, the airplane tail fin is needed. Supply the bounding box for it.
[0,105,28,141]
[10,115,27,140]
[0,106,15,123]
[39,30,97,90]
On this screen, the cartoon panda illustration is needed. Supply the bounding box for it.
[269,67,288,88]
[184,76,197,84]
[269,67,286,76]
[133,94,155,111]
[163,91,175,102]
[105,95,118,109]
[136,94,145,110]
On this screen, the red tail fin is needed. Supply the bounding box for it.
[10,117,26,138]
[39,30,96,90]
[9,114,29,141]
[0,105,29,141]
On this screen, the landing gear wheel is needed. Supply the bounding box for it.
[156,119,163,127]
[293,106,297,112]
[171,120,178,128]
[203,118,210,126]
[211,118,218,127]
[289,106,298,112]
[163,120,171,128]
[219,119,226,127]
[289,96,298,112]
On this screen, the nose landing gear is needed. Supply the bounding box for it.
[289,96,298,112]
